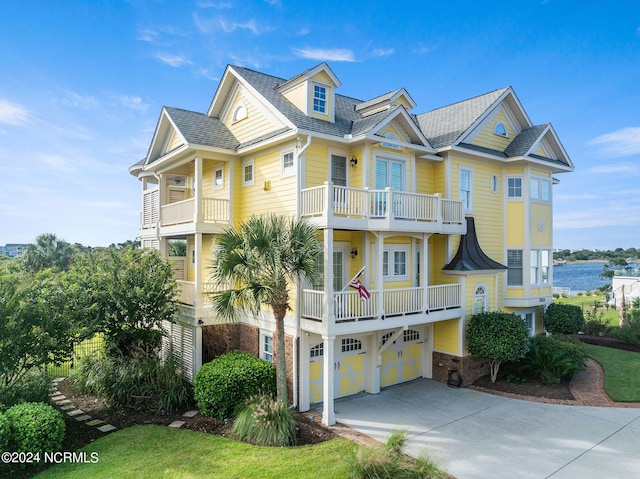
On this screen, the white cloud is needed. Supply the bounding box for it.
[588,127,640,157]
[37,154,77,174]
[293,48,356,62]
[137,28,157,42]
[296,27,310,36]
[588,163,639,175]
[155,53,193,67]
[219,18,273,35]
[371,48,394,58]
[0,99,29,125]
[119,95,149,111]
[56,91,101,110]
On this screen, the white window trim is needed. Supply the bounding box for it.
[242,159,254,187]
[166,174,187,188]
[494,121,509,138]
[382,245,410,281]
[260,331,273,363]
[232,103,248,123]
[312,82,328,115]
[281,149,295,178]
[530,249,551,286]
[507,249,524,287]
[517,310,536,336]
[473,283,488,314]
[459,165,473,213]
[530,176,551,203]
[213,163,224,190]
[507,176,523,199]
[490,174,499,194]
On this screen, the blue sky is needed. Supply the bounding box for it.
[1,1,639,250]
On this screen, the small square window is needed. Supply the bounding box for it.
[508,177,522,198]
[242,160,254,187]
[282,151,294,177]
[214,167,223,189]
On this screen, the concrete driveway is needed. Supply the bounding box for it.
[334,379,640,479]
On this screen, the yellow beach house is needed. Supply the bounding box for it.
[130,63,573,425]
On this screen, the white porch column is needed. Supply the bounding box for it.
[194,233,203,315]
[423,323,434,378]
[366,331,380,394]
[194,324,203,377]
[299,331,311,412]
[376,233,385,318]
[194,156,203,224]
[321,335,335,426]
[422,234,430,310]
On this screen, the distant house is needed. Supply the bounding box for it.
[1,244,28,258]
[611,271,640,306]
[129,63,574,425]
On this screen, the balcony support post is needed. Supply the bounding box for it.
[422,234,431,311]
[321,335,335,426]
[194,156,203,224]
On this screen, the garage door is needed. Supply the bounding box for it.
[308,337,366,404]
[380,329,422,388]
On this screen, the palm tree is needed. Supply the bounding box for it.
[209,215,321,403]
[22,233,74,272]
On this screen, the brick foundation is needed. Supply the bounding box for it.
[201,323,296,402]
[432,352,489,387]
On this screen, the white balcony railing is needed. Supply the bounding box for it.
[301,284,461,322]
[159,197,230,227]
[142,189,160,229]
[300,184,464,225]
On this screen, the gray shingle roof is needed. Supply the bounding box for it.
[164,107,239,150]
[354,89,402,112]
[416,88,509,148]
[504,124,548,157]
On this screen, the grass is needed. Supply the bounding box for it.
[583,344,640,402]
[554,295,619,326]
[34,425,357,479]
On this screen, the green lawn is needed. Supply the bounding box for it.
[554,295,619,326]
[584,344,640,402]
[34,425,357,479]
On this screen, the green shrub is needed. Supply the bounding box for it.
[608,311,640,345]
[194,351,276,419]
[73,352,192,413]
[544,303,585,334]
[0,367,51,412]
[232,393,297,446]
[349,430,448,479]
[583,310,609,336]
[518,335,585,384]
[4,402,65,453]
[0,412,8,451]
[466,311,530,382]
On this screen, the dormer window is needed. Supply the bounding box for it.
[313,85,327,114]
[494,122,508,137]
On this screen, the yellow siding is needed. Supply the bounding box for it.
[310,72,333,121]
[434,319,459,354]
[235,149,297,222]
[305,144,329,188]
[282,81,306,113]
[465,275,497,312]
[506,288,525,297]
[530,203,552,246]
[224,91,277,144]
[167,131,183,152]
[506,202,525,246]
[469,110,515,151]
[202,160,229,199]
[350,148,364,189]
[415,161,435,195]
[534,145,546,157]
[312,70,333,85]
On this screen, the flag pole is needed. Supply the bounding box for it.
[341,265,366,292]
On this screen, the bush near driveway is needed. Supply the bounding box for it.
[195,351,276,419]
[544,303,585,334]
[3,402,65,454]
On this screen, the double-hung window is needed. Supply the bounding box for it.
[382,248,408,280]
[313,85,327,114]
[507,250,523,286]
[531,177,551,202]
[242,159,254,187]
[282,150,294,177]
[261,333,273,363]
[530,250,551,285]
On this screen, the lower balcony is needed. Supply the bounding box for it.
[301,284,462,327]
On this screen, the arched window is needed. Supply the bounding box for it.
[232,104,247,122]
[474,285,488,313]
[494,122,508,137]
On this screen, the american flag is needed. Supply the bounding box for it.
[348,274,371,300]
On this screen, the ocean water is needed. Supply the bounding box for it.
[552,262,611,293]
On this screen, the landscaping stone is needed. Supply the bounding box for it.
[182,410,199,418]
[86,419,104,426]
[67,409,84,416]
[97,424,117,433]
[168,420,185,428]
[75,415,92,422]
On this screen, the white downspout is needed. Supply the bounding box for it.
[292,134,311,409]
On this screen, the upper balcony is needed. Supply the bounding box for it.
[141,189,230,236]
[300,183,465,234]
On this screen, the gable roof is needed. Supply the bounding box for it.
[164,107,239,150]
[416,88,509,148]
